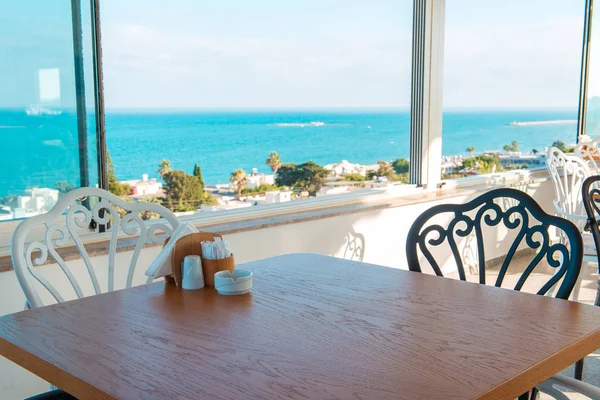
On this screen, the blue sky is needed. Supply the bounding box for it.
[0,0,587,109]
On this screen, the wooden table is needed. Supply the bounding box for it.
[2,254,600,399]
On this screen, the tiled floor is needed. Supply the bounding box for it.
[447,257,600,399]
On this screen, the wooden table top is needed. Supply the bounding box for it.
[2,254,600,400]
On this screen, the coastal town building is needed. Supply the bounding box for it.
[324,160,369,177]
[245,168,275,190]
[201,196,253,212]
[121,174,163,198]
[441,156,464,175]
[264,190,292,204]
[17,188,59,215]
[484,151,548,169]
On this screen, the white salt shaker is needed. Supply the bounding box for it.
[182,255,205,290]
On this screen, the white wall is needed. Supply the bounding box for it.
[0,179,556,399]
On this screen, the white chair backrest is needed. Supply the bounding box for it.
[546,147,591,231]
[11,187,180,309]
[575,136,600,175]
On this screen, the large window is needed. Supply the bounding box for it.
[1,1,591,222]
[442,0,584,179]
[583,0,600,137]
[0,1,98,221]
[99,0,412,214]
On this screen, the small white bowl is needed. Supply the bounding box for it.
[214,270,253,295]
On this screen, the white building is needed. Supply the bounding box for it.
[200,196,253,212]
[121,174,163,197]
[246,168,275,190]
[264,190,292,203]
[441,156,464,175]
[488,152,547,168]
[324,160,367,177]
[17,188,59,215]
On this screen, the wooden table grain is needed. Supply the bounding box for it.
[2,254,600,400]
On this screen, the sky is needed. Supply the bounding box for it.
[0,0,589,109]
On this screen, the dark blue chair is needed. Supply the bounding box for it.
[582,175,600,309]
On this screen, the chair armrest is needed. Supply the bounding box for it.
[542,375,600,399]
[553,201,588,221]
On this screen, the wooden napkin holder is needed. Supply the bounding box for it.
[162,232,235,288]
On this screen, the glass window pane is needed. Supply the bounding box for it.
[443,0,583,179]
[0,1,98,221]
[585,2,600,137]
[100,0,412,214]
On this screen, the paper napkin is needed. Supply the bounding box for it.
[145,222,199,279]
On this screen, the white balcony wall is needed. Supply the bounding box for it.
[0,179,557,399]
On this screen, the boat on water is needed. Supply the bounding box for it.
[25,105,62,116]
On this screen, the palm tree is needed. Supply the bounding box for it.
[266,152,282,174]
[531,148,539,155]
[503,144,512,152]
[158,159,172,177]
[230,169,248,196]
[511,140,519,152]
[466,147,475,157]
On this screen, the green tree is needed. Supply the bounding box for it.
[466,147,475,157]
[343,173,366,182]
[193,163,204,187]
[275,161,329,194]
[531,148,539,154]
[276,163,302,187]
[241,183,281,195]
[377,161,394,179]
[391,158,409,174]
[162,169,204,211]
[107,151,131,197]
[462,155,503,174]
[503,140,519,152]
[297,161,329,193]
[230,169,248,196]
[552,140,567,152]
[266,151,282,174]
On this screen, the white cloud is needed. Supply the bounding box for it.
[101,22,411,108]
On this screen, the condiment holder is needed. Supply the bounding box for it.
[162,232,235,287]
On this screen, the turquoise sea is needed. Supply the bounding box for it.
[0,109,578,198]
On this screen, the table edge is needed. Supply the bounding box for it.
[0,335,115,400]
[477,328,600,399]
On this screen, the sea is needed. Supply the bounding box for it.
[0,108,578,198]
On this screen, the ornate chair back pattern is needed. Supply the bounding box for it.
[582,176,600,269]
[576,137,600,175]
[406,188,582,300]
[547,147,592,232]
[11,187,180,309]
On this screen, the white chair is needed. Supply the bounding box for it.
[547,147,596,278]
[575,135,600,175]
[11,187,180,309]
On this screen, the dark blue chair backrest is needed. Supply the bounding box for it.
[582,175,600,269]
[406,188,582,300]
